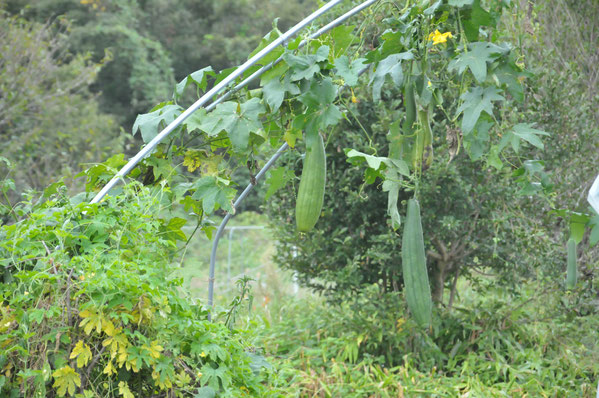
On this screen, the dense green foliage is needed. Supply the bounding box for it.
[0,14,122,203]
[0,182,278,397]
[0,0,598,396]
[259,281,598,397]
[3,0,316,127]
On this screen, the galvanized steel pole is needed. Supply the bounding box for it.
[207,0,381,316]
[207,142,289,318]
[84,0,382,318]
[90,0,343,204]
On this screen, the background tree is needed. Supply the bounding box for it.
[0,13,123,204]
[265,0,562,315]
[3,0,316,128]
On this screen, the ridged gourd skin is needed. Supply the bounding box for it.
[402,198,433,327]
[566,238,577,289]
[295,132,326,232]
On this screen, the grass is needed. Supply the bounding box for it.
[174,211,599,397]
[177,211,303,309]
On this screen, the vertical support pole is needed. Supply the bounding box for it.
[227,227,235,283]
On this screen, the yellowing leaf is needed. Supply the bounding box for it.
[102,320,115,337]
[53,366,81,397]
[149,341,163,359]
[103,361,116,376]
[118,381,134,398]
[183,151,202,172]
[117,345,128,367]
[70,340,92,368]
[102,327,126,360]
[79,309,103,335]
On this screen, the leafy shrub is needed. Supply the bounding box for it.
[266,95,558,313]
[0,182,278,397]
[260,282,599,397]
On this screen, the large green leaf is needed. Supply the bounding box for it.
[345,149,409,176]
[283,45,329,81]
[174,66,215,98]
[448,42,504,83]
[265,166,295,200]
[456,86,504,134]
[493,61,526,103]
[334,56,367,87]
[298,77,338,109]
[196,98,265,151]
[510,123,550,150]
[370,52,414,102]
[200,365,231,390]
[498,123,549,153]
[132,103,183,143]
[191,176,236,214]
[295,77,343,135]
[182,108,207,133]
[461,0,495,41]
[294,104,343,137]
[262,75,299,112]
[327,25,357,58]
[464,117,493,160]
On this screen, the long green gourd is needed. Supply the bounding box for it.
[402,198,433,327]
[566,238,577,289]
[418,107,433,167]
[403,80,416,135]
[295,132,326,232]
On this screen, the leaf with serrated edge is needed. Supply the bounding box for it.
[456,86,504,134]
[334,56,367,87]
[191,176,236,214]
[448,42,504,83]
[511,123,550,150]
[370,52,413,102]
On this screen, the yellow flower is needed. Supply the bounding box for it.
[350,88,358,104]
[200,351,206,358]
[428,30,453,45]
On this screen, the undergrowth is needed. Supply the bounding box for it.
[0,182,279,397]
[253,281,599,397]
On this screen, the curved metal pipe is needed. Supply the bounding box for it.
[90,0,343,204]
[206,0,381,316]
[208,0,380,108]
[207,142,289,319]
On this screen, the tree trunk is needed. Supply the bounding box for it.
[431,260,447,304]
